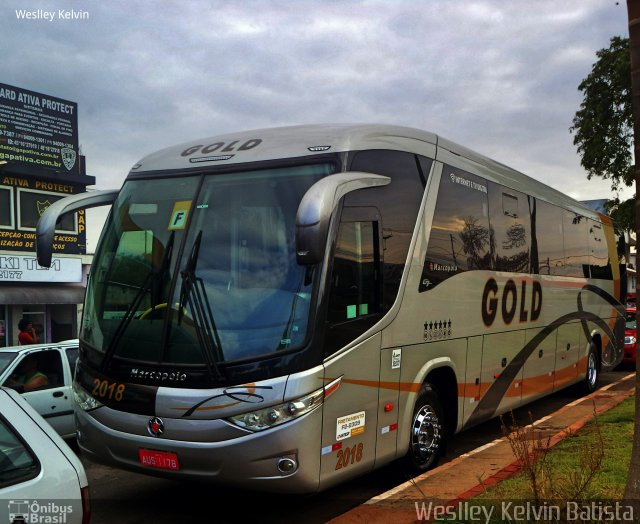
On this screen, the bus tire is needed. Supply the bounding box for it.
[404,383,444,474]
[579,343,600,395]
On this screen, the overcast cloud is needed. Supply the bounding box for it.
[0,0,632,251]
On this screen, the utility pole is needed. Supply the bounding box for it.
[624,0,640,505]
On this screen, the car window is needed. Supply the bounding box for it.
[3,351,64,391]
[0,415,39,488]
[37,351,65,388]
[0,352,17,376]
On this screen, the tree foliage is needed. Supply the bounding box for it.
[604,196,635,232]
[571,36,633,192]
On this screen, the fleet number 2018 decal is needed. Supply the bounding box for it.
[335,443,364,470]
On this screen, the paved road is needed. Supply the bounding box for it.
[79,368,633,524]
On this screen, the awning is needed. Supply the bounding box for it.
[0,284,86,305]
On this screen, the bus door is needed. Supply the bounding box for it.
[319,207,383,489]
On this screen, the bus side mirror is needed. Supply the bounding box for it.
[295,172,390,265]
[36,189,119,267]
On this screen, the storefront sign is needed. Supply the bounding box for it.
[0,255,82,282]
[0,82,79,175]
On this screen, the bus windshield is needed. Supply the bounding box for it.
[82,163,334,369]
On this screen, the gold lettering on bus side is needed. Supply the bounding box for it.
[482,278,542,327]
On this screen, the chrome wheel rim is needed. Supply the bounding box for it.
[587,351,597,388]
[410,403,441,467]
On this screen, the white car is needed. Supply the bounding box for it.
[0,340,78,439]
[0,387,90,524]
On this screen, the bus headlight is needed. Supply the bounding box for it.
[625,336,637,345]
[227,376,342,432]
[73,379,103,412]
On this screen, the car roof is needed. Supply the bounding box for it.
[0,339,79,355]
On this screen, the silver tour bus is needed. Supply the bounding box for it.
[37,124,624,493]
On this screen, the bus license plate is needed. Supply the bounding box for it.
[139,449,180,471]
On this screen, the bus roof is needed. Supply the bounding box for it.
[128,123,604,220]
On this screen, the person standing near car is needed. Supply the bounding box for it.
[18,318,39,345]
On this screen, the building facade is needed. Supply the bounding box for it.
[0,83,95,346]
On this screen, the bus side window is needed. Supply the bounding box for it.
[327,218,380,324]
[488,183,530,273]
[588,219,613,280]
[348,150,427,311]
[420,166,490,291]
[534,200,564,275]
[562,211,590,278]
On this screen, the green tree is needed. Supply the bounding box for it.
[571,36,632,193]
[571,35,635,233]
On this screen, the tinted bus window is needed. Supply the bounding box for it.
[421,167,490,291]
[348,150,428,309]
[534,200,565,275]
[562,211,590,278]
[328,220,379,323]
[488,183,530,273]
[588,219,613,280]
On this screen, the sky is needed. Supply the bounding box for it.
[0,0,633,252]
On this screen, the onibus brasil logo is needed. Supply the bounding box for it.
[7,500,74,523]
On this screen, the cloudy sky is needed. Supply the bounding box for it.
[0,0,632,251]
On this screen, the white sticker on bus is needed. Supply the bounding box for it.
[391,348,401,369]
[336,411,365,441]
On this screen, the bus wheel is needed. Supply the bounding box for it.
[404,384,444,473]
[581,344,600,395]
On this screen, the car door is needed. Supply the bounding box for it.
[7,349,75,438]
[0,388,87,524]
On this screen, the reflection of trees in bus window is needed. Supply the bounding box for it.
[588,219,612,280]
[459,216,491,269]
[488,183,530,273]
[562,211,590,278]
[534,200,564,275]
[421,167,490,291]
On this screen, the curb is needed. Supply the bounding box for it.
[446,376,635,507]
[330,373,636,524]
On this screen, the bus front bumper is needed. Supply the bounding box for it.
[75,405,322,493]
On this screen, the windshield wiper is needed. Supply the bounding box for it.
[177,231,225,380]
[101,271,154,372]
[102,232,175,372]
[148,231,175,314]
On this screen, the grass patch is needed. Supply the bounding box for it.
[427,397,635,522]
